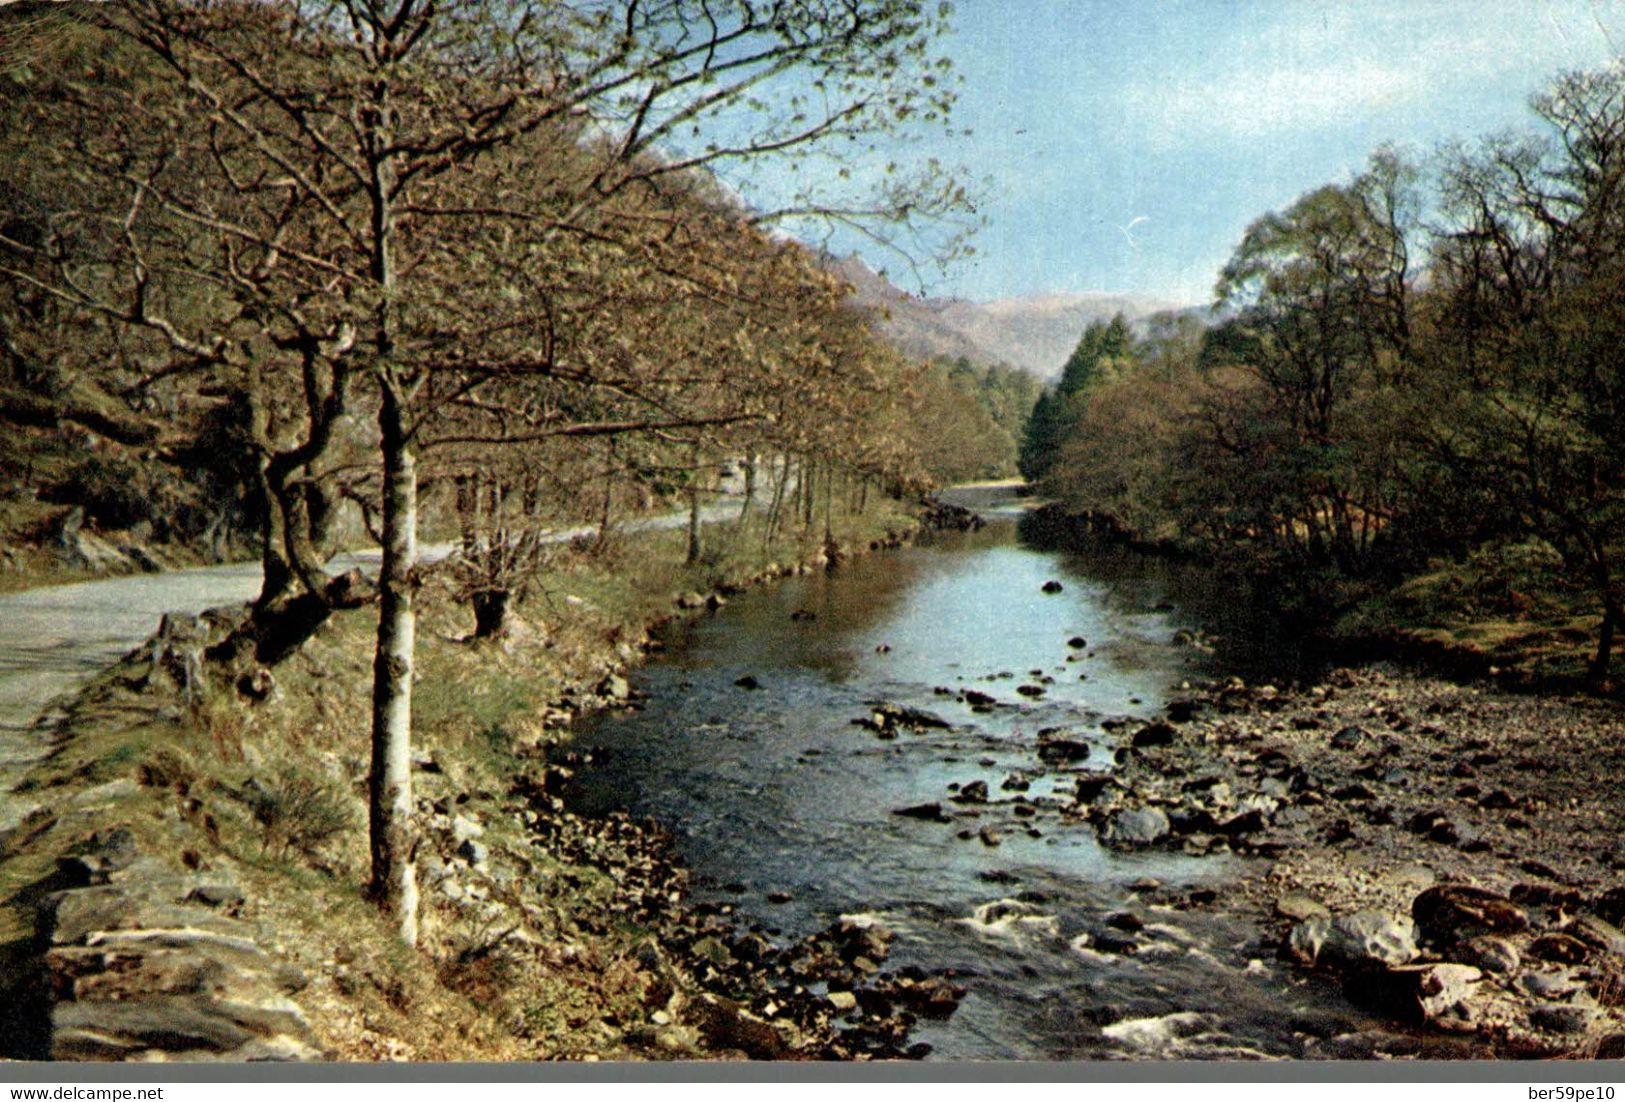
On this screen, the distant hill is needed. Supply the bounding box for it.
[829,255,1188,382]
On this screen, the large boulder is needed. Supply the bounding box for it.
[1290,912,1418,970]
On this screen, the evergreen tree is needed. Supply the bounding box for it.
[1019,313,1133,483]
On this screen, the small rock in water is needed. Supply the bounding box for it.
[978,826,1003,847]
[733,675,762,690]
[1067,636,1087,649]
[893,802,951,823]
[953,780,989,804]
[1041,580,1064,594]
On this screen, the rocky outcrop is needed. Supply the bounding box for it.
[38,831,319,1062]
[52,507,176,577]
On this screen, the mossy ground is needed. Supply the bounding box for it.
[1333,537,1614,690]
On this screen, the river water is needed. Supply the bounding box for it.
[572,488,1393,1059]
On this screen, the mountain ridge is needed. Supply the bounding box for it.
[829,254,1190,381]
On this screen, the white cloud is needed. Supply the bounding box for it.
[1120,1,1625,146]
[1137,59,1427,141]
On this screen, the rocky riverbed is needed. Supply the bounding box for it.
[1076,665,1625,1057]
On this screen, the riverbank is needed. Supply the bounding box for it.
[1084,665,1625,1057]
[1022,503,1620,700]
[0,499,956,1061]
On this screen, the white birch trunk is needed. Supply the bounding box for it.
[368,383,419,947]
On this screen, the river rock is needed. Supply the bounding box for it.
[1457,935,1521,975]
[1130,721,1178,749]
[688,994,791,1060]
[1327,912,1419,968]
[1291,912,1418,969]
[733,675,761,690]
[1276,893,1331,922]
[1595,887,1625,926]
[1101,807,1170,847]
[1521,970,1582,999]
[1411,884,1528,946]
[1532,1002,1602,1035]
[952,780,989,804]
[874,703,952,730]
[1330,725,1368,750]
[1165,699,1199,723]
[1286,917,1331,965]
[1040,580,1064,594]
[1345,963,1481,1027]
[1090,929,1140,955]
[1038,738,1091,764]
[598,674,631,701]
[1074,774,1118,804]
[1529,933,1591,964]
[893,802,950,823]
[1568,913,1625,958]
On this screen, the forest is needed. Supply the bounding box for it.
[0,0,1022,948]
[1024,67,1625,690]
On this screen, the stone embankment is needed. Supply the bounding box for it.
[35,829,318,1061]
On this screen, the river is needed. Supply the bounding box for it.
[571,486,1401,1059]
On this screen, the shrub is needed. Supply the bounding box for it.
[240,766,358,860]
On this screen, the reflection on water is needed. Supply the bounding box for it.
[571,494,1415,1059]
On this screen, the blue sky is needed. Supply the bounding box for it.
[842,1,1625,305]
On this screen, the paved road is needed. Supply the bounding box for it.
[0,501,744,829]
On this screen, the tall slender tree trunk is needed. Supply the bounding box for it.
[1592,602,1618,687]
[686,486,703,565]
[740,452,757,519]
[802,457,815,529]
[686,444,704,565]
[368,381,419,947]
[764,453,789,549]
